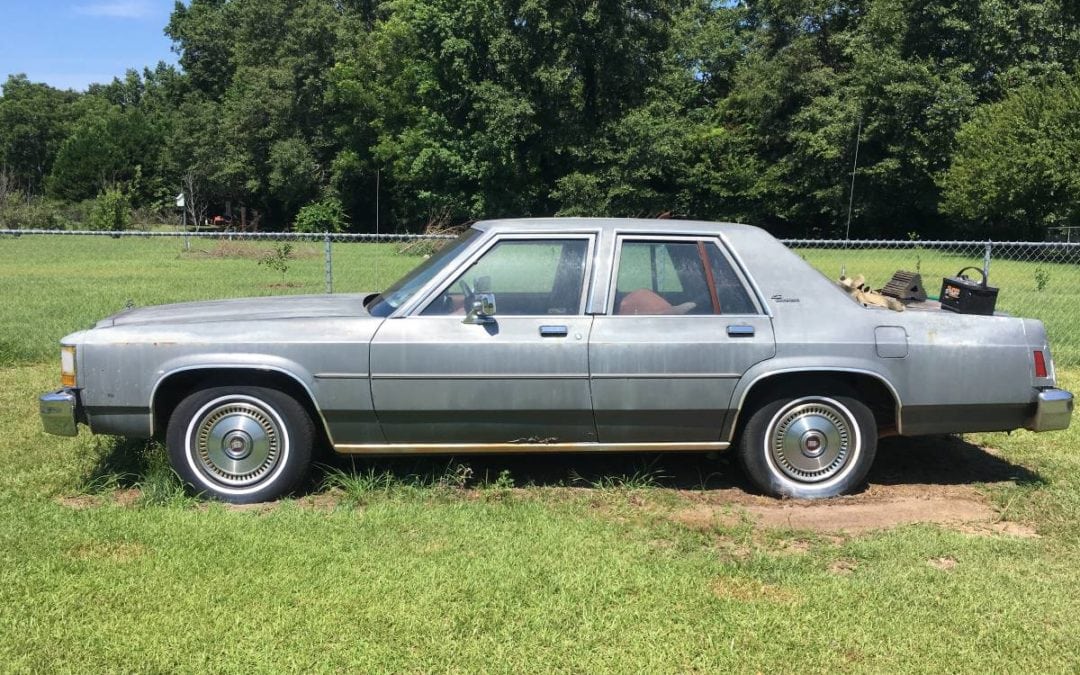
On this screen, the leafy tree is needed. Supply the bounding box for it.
[48,104,163,203]
[941,76,1080,239]
[0,75,81,196]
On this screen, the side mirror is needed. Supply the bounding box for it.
[463,293,497,325]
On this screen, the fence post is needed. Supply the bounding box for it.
[983,241,992,281]
[324,233,333,294]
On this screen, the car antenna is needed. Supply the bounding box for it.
[841,114,862,278]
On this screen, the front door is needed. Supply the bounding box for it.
[370,235,597,444]
[589,236,776,442]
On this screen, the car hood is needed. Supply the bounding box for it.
[96,293,375,327]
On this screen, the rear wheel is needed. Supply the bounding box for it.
[737,394,876,498]
[166,386,314,503]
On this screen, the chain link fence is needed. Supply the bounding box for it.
[2,229,1078,366]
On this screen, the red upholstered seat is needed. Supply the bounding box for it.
[617,288,696,315]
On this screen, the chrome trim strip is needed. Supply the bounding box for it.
[313,372,369,379]
[590,373,741,379]
[335,441,730,455]
[371,373,590,380]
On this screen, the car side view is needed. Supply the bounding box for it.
[40,218,1073,502]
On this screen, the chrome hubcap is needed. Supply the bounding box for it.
[769,399,855,483]
[191,400,281,487]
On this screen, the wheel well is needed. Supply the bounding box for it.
[152,369,329,445]
[733,371,899,439]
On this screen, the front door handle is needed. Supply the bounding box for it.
[727,325,755,338]
[539,325,569,338]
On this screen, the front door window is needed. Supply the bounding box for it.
[422,238,590,316]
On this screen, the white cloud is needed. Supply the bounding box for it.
[74,1,154,19]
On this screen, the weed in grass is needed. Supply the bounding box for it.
[77,437,151,495]
[571,464,667,491]
[320,465,397,505]
[479,469,515,501]
[135,446,196,507]
[75,434,193,507]
[438,462,474,490]
[318,460,485,506]
[1035,266,1051,292]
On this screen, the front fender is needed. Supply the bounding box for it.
[149,353,320,436]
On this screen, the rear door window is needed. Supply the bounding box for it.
[613,240,757,315]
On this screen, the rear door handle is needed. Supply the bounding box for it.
[727,325,755,337]
[539,325,569,337]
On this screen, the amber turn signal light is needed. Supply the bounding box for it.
[60,346,77,388]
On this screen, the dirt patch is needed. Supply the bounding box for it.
[184,241,320,260]
[671,486,1038,537]
[955,520,1038,538]
[57,495,101,510]
[113,489,140,507]
[68,541,149,563]
[670,505,742,531]
[743,495,997,534]
[830,558,858,575]
[711,577,799,604]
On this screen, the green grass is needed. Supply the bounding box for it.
[1,234,1080,670]
[0,235,417,365]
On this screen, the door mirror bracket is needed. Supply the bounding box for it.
[463,293,497,325]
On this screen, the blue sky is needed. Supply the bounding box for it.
[0,0,179,91]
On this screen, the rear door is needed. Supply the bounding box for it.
[589,236,775,442]
[369,234,597,444]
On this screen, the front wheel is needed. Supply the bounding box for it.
[166,386,314,503]
[737,394,876,499]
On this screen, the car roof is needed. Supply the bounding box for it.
[472,217,763,236]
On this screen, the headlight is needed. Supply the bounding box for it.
[60,345,77,388]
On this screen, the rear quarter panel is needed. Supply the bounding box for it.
[723,228,1039,437]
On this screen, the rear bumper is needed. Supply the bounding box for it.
[39,389,82,437]
[1026,388,1073,432]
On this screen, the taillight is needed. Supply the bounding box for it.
[1034,350,1048,379]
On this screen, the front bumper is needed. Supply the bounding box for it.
[40,389,81,437]
[1026,388,1074,432]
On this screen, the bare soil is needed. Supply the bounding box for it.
[61,433,1041,536]
[663,434,1040,536]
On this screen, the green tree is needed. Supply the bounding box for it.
[48,104,163,204]
[941,76,1080,239]
[0,75,81,196]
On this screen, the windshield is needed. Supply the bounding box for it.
[367,229,480,317]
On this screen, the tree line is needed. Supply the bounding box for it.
[1,0,1079,239]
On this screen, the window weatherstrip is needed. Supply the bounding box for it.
[696,241,722,314]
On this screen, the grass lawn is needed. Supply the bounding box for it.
[1,234,1079,671]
